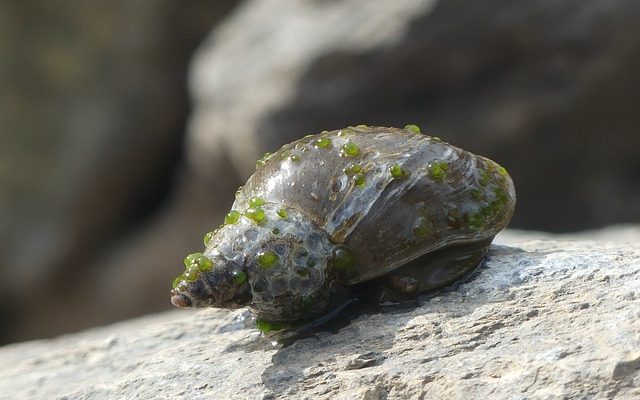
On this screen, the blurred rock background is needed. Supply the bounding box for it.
[1,0,639,344]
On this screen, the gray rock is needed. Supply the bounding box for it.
[1,230,639,399]
[497,223,640,246]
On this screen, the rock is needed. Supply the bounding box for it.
[1,230,638,399]
[497,223,640,246]
[188,0,640,232]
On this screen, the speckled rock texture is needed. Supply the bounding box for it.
[1,228,639,399]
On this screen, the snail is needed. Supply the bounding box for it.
[170,125,515,330]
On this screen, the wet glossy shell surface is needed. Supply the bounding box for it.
[171,125,516,324]
[235,126,515,285]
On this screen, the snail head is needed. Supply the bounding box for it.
[170,254,250,309]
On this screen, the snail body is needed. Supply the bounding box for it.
[171,125,515,326]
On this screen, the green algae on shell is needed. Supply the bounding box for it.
[340,142,360,157]
[225,210,241,225]
[257,250,279,269]
[170,125,516,332]
[313,137,332,149]
[245,207,266,224]
[389,163,410,179]
[352,173,366,187]
[343,163,362,175]
[404,124,422,134]
[203,231,215,246]
[256,152,273,169]
[428,160,449,182]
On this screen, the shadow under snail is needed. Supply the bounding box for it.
[170,125,515,331]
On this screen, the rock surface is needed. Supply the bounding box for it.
[1,229,639,399]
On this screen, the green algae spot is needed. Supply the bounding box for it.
[479,162,497,186]
[183,252,213,273]
[493,186,508,205]
[389,163,402,177]
[257,250,278,269]
[256,319,291,333]
[340,142,360,157]
[183,264,200,281]
[488,201,502,216]
[277,208,288,219]
[279,150,291,160]
[428,160,449,182]
[203,231,215,247]
[471,188,484,201]
[355,124,368,129]
[296,266,309,276]
[413,217,431,237]
[479,170,491,186]
[343,163,362,175]
[172,275,184,289]
[245,207,266,224]
[497,166,508,177]
[225,210,241,225]
[233,271,247,285]
[332,247,354,269]
[289,154,301,162]
[468,186,510,229]
[196,256,213,272]
[249,197,265,207]
[466,213,485,230]
[485,189,508,217]
[313,138,331,149]
[256,152,273,169]
[183,253,202,268]
[353,173,366,187]
[404,124,421,134]
[389,163,410,179]
[341,127,355,136]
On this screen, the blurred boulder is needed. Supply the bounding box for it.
[188,0,640,233]
[0,0,239,342]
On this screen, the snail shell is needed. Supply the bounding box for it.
[171,125,515,326]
